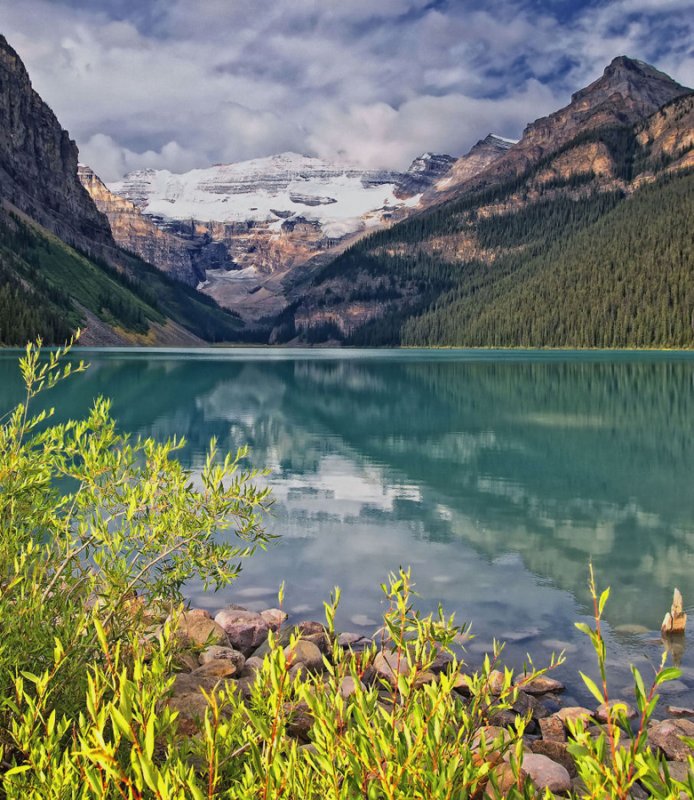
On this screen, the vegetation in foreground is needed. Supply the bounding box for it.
[0,341,692,798]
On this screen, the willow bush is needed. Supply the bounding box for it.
[0,341,692,798]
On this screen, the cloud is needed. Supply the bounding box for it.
[1,0,692,180]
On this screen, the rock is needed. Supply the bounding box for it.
[452,672,473,695]
[667,706,694,717]
[173,651,200,673]
[284,639,324,672]
[595,700,637,723]
[286,700,313,742]
[373,651,411,684]
[337,632,362,647]
[288,662,310,682]
[472,726,515,751]
[199,646,246,672]
[214,608,270,655]
[192,660,238,680]
[487,670,507,695]
[539,715,567,742]
[260,608,288,631]
[661,588,687,635]
[339,676,365,699]
[172,672,227,695]
[488,709,518,728]
[555,706,593,728]
[430,649,454,675]
[166,692,210,735]
[513,690,547,720]
[175,610,229,648]
[520,753,571,793]
[244,656,265,675]
[413,671,437,688]
[614,624,650,635]
[517,675,566,696]
[648,718,694,761]
[530,740,577,778]
[657,680,690,696]
[484,762,527,799]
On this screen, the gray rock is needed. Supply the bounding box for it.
[555,706,593,728]
[285,639,323,672]
[517,675,565,696]
[648,718,694,761]
[260,608,288,631]
[214,608,270,655]
[199,645,246,672]
[175,610,230,648]
[539,715,566,742]
[339,676,365,699]
[373,651,411,684]
[595,700,637,723]
[521,753,571,793]
[530,740,577,778]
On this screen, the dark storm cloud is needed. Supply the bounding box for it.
[1,0,692,181]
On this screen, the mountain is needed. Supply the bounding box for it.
[282,57,693,347]
[100,145,515,324]
[0,34,245,346]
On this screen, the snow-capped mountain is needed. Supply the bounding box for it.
[109,152,420,241]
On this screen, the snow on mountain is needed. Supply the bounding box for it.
[109,152,422,237]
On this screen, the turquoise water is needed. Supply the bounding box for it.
[2,347,694,707]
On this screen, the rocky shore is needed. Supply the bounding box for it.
[162,602,694,797]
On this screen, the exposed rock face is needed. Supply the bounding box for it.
[394,152,457,198]
[461,56,690,192]
[427,135,515,199]
[78,165,199,285]
[0,35,113,254]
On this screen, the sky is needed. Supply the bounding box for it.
[1,0,693,181]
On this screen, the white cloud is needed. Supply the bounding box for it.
[1,0,691,180]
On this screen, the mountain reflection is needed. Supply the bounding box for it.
[1,350,693,635]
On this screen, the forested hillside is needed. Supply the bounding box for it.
[0,212,245,345]
[284,89,694,348]
[403,170,694,347]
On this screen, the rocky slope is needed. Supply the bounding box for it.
[284,57,693,344]
[78,165,200,286]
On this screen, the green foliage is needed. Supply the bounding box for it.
[567,565,694,799]
[0,338,271,723]
[0,345,692,798]
[0,213,246,345]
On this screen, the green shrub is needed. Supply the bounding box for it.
[0,342,692,798]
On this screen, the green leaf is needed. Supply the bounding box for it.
[580,671,605,705]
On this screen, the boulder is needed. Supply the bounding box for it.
[595,699,637,723]
[555,706,593,728]
[484,762,527,799]
[520,753,571,794]
[286,700,313,742]
[339,676,365,699]
[166,692,210,736]
[214,608,270,655]
[284,639,324,672]
[199,645,246,672]
[517,675,565,696]
[175,610,229,648]
[260,608,288,631]
[373,651,410,684]
[648,718,694,761]
[192,660,238,680]
[530,740,577,777]
[539,715,567,742]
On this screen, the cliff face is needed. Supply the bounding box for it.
[78,165,200,286]
[0,35,113,254]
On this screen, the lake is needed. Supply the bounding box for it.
[2,347,693,708]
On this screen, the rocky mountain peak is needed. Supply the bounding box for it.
[571,54,690,115]
[0,36,113,253]
[394,152,456,198]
